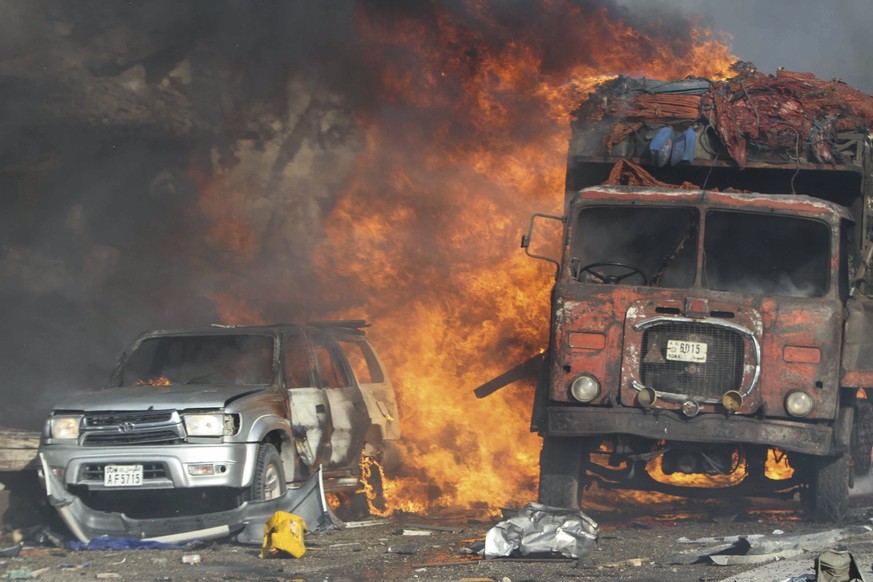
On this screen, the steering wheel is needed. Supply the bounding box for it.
[577,262,648,285]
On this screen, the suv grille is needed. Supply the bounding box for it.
[81,410,185,446]
[640,322,744,400]
[85,411,174,427]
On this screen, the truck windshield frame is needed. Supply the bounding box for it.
[118,333,276,387]
[569,205,699,289]
[569,204,834,298]
[702,210,831,298]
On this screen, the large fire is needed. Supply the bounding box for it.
[200,1,736,514]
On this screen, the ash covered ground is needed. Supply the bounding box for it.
[4,488,873,582]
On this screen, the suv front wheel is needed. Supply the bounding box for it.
[249,443,286,500]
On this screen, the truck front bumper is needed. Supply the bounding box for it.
[547,406,834,456]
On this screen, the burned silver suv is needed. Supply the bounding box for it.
[39,321,400,542]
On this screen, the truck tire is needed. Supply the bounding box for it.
[811,450,849,522]
[249,443,286,501]
[538,436,586,508]
[852,398,873,476]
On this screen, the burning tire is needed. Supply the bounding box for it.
[249,442,286,501]
[537,436,586,508]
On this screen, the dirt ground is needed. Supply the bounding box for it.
[4,476,873,582]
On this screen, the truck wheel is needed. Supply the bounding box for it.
[810,450,849,522]
[852,398,873,476]
[538,436,586,508]
[249,443,286,501]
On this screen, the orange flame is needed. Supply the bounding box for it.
[197,1,736,514]
[135,376,171,386]
[764,448,795,480]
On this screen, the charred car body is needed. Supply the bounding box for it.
[39,321,400,541]
[523,70,873,520]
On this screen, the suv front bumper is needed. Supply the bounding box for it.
[39,442,259,490]
[39,453,336,544]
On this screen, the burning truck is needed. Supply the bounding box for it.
[520,67,873,521]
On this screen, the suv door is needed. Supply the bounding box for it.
[309,332,370,469]
[284,331,333,468]
[336,336,400,443]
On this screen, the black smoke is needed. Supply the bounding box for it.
[0,0,867,429]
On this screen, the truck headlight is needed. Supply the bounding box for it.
[570,375,600,403]
[785,391,813,417]
[49,415,83,440]
[183,413,228,436]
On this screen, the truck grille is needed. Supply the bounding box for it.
[640,322,745,400]
[81,462,168,481]
[81,410,185,446]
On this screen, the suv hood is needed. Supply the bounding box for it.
[52,384,265,412]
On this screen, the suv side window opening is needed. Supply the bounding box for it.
[313,343,350,388]
[337,340,385,384]
[284,333,315,388]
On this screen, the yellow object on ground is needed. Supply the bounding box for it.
[260,511,307,559]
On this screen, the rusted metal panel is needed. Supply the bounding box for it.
[841,294,873,387]
[577,186,850,220]
[546,406,833,456]
[552,282,842,422]
[757,299,842,420]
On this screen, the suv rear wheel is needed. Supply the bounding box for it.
[249,443,286,500]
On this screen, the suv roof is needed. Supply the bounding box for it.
[133,320,372,339]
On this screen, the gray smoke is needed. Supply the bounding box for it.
[618,0,873,93]
[1,0,870,430]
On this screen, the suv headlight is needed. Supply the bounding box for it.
[183,413,229,436]
[49,415,83,440]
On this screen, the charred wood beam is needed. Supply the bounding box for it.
[473,352,545,399]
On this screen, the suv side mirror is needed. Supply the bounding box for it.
[521,213,566,277]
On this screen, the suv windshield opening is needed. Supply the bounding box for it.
[703,211,831,298]
[120,334,275,387]
[571,206,698,288]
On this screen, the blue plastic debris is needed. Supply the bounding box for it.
[66,536,184,551]
[649,127,674,167]
[670,127,696,166]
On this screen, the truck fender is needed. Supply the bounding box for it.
[833,391,856,453]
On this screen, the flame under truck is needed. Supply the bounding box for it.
[522,70,873,520]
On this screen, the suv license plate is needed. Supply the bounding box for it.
[666,340,707,363]
[104,464,143,487]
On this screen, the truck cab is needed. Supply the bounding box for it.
[525,71,873,520]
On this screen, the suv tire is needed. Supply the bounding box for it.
[250,443,286,501]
